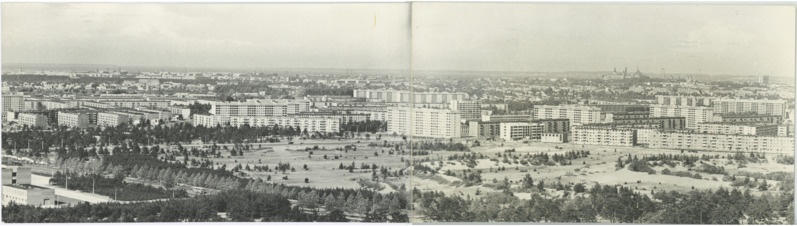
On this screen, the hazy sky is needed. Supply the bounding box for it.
[413,3,795,77]
[2,3,411,70]
[3,3,795,77]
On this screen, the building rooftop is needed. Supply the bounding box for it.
[698,122,779,126]
[4,184,52,191]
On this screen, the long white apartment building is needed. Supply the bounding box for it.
[354,89,468,103]
[571,126,636,147]
[42,100,79,110]
[533,105,602,125]
[192,114,340,133]
[209,99,311,117]
[352,110,387,122]
[650,105,716,128]
[386,107,461,138]
[655,95,713,107]
[695,122,779,136]
[712,98,787,118]
[646,131,794,153]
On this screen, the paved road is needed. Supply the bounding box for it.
[30,174,116,204]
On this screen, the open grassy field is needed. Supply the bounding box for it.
[182,135,411,192]
[412,138,794,200]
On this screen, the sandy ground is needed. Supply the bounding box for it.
[412,139,794,198]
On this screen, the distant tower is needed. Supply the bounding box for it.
[759,75,770,85]
[613,67,617,73]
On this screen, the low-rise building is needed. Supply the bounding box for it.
[541,133,565,143]
[164,105,191,119]
[2,166,55,206]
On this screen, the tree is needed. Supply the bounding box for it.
[522,173,534,189]
[321,209,349,222]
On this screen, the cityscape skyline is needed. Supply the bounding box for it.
[3,3,795,77]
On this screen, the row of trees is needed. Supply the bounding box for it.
[49,171,187,201]
[2,190,341,222]
[414,183,794,224]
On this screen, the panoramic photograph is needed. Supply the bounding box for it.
[1,2,795,224]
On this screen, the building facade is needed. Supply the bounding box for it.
[2,166,55,206]
[97,112,132,127]
[647,131,794,153]
[449,100,482,121]
[533,105,602,125]
[209,99,311,117]
[386,107,461,138]
[713,98,787,118]
[655,95,713,107]
[714,113,783,124]
[571,127,636,147]
[3,93,24,114]
[354,89,468,103]
[695,123,779,136]
[612,117,686,130]
[650,105,715,128]
[17,113,48,128]
[499,122,544,141]
[57,111,91,128]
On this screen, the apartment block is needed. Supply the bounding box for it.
[57,111,91,128]
[386,107,461,138]
[655,95,713,107]
[449,100,482,121]
[571,126,636,147]
[499,122,544,141]
[650,105,715,128]
[647,131,794,153]
[354,89,468,103]
[97,112,132,127]
[210,99,311,117]
[714,113,783,124]
[695,123,779,136]
[533,105,602,125]
[713,98,787,118]
[17,113,47,128]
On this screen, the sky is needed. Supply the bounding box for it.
[2,3,795,77]
[412,3,795,77]
[2,3,411,70]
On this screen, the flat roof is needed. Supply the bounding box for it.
[4,184,52,191]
